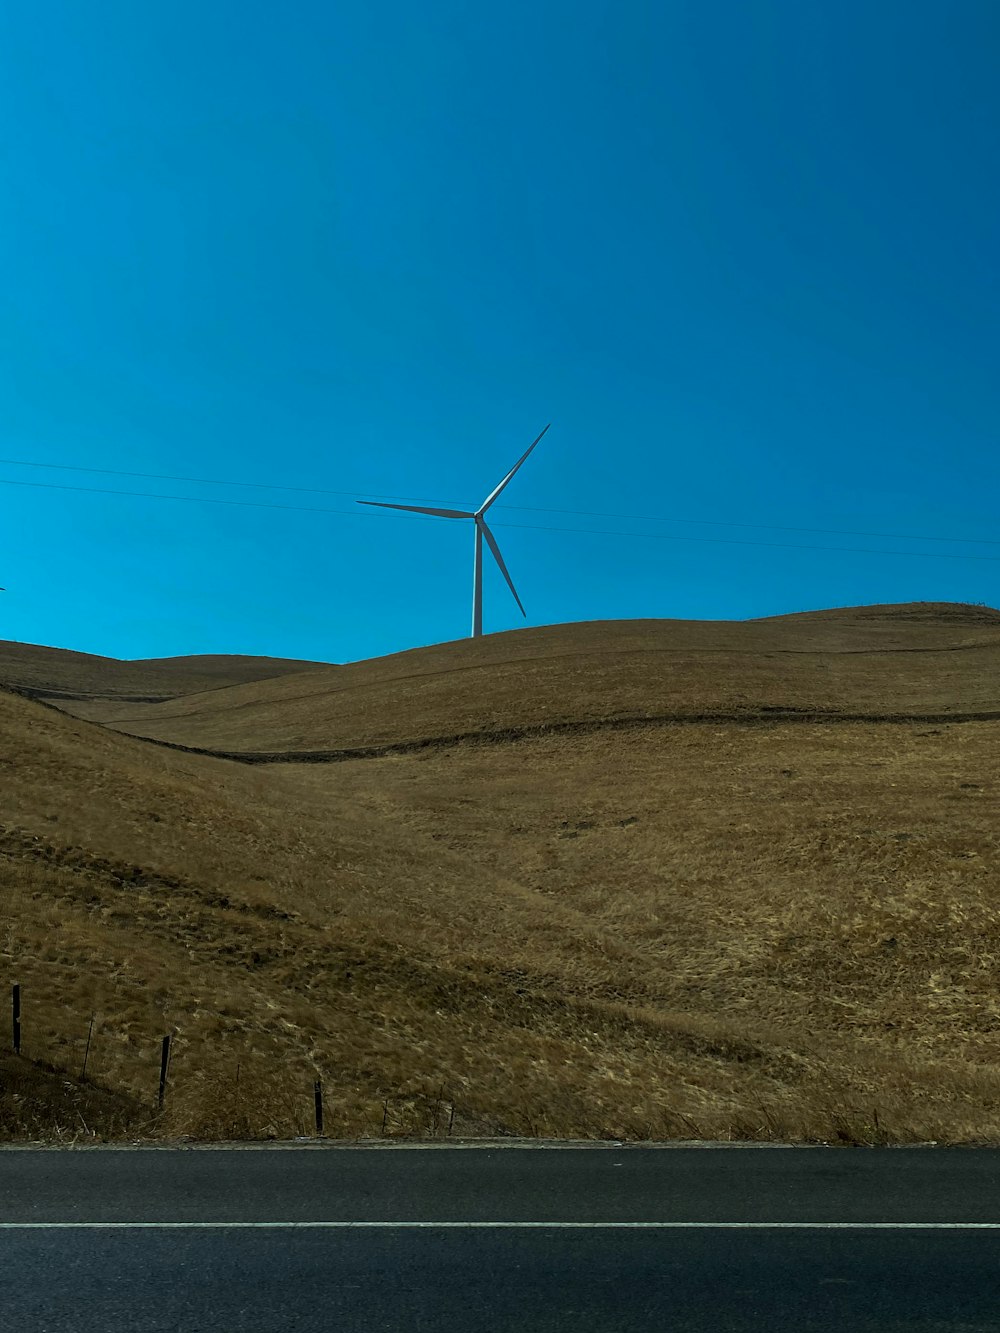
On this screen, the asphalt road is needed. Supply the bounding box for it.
[3,1143,1000,1331]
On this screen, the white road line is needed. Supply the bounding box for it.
[1,1221,1000,1230]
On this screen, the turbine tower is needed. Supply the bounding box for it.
[359,424,549,638]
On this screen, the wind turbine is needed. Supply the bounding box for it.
[358,424,549,638]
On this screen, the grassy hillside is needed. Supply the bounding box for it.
[2,602,1000,1144]
[0,639,329,702]
[0,1053,144,1141]
[57,601,1000,755]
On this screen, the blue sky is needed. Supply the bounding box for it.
[2,1,998,663]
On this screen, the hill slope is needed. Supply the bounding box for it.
[0,640,330,702]
[2,601,1000,1144]
[53,601,1000,755]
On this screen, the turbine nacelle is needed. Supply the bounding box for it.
[358,424,549,638]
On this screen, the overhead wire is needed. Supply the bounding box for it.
[0,454,998,549]
[2,473,1000,564]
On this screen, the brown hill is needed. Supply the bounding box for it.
[0,639,330,702]
[3,600,1000,1145]
[54,601,1000,756]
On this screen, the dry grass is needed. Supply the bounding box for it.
[0,1054,145,1142]
[54,601,1000,753]
[2,601,1000,1143]
[0,638,328,702]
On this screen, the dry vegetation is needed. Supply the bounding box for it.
[0,638,328,702]
[51,601,1000,754]
[2,601,1000,1144]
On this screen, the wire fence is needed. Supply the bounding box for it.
[3,982,463,1142]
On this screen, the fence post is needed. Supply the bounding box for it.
[232,1062,241,1138]
[381,1099,389,1135]
[158,1035,171,1110]
[448,1103,455,1136]
[314,1080,324,1136]
[11,984,20,1055]
[81,1015,95,1080]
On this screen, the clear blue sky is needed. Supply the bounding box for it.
[2,1,998,663]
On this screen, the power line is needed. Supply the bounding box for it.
[0,455,997,549]
[0,476,364,519]
[0,456,378,502]
[494,519,1000,563]
[3,473,1000,564]
[507,503,1000,548]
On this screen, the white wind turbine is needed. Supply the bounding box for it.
[358,424,549,638]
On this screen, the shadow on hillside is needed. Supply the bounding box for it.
[0,1054,148,1142]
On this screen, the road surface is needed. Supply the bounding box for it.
[2,1142,999,1331]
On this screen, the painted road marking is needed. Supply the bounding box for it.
[2,1221,1000,1230]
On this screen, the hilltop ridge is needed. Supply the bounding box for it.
[37,600,1000,756]
[0,639,330,702]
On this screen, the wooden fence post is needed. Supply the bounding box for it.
[11,984,20,1055]
[231,1062,241,1138]
[158,1035,171,1110]
[81,1015,95,1080]
[314,1080,324,1136]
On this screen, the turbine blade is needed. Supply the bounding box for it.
[480,520,526,617]
[357,501,473,519]
[479,424,550,513]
